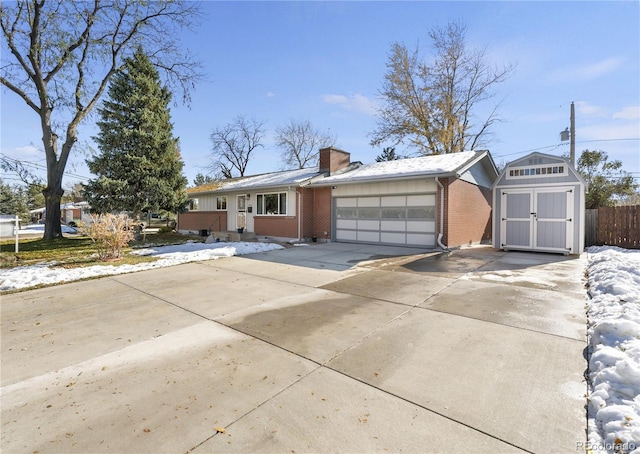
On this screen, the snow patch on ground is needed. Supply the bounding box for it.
[0,241,284,292]
[586,246,640,453]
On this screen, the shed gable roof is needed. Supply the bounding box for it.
[494,151,586,188]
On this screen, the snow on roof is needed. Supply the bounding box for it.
[314,150,486,185]
[189,167,321,194]
[188,151,490,193]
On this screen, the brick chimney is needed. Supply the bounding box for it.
[319,147,351,175]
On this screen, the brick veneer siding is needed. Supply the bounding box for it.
[319,147,351,174]
[254,216,299,238]
[445,178,492,247]
[178,211,227,233]
[312,187,332,241]
[298,187,332,241]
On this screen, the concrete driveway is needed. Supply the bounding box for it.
[0,243,587,453]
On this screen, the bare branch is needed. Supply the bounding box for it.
[275,119,336,169]
[0,0,204,239]
[370,20,516,155]
[209,116,266,178]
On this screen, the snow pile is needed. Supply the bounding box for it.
[586,246,640,453]
[0,241,284,292]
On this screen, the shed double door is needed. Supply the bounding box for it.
[500,187,574,254]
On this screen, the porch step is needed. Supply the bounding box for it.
[211,230,256,242]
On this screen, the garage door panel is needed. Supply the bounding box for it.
[407,221,435,233]
[336,230,357,241]
[358,220,379,230]
[357,231,380,242]
[408,207,435,219]
[358,198,380,207]
[381,232,406,244]
[336,198,358,207]
[381,195,405,205]
[381,220,406,231]
[408,194,435,206]
[336,219,357,229]
[381,208,406,219]
[408,233,435,245]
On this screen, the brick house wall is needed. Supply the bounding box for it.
[254,215,298,238]
[312,187,332,241]
[178,211,227,233]
[298,187,332,241]
[444,178,492,247]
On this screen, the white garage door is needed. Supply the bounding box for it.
[334,195,436,247]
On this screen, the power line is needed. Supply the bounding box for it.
[0,153,91,181]
[492,137,640,161]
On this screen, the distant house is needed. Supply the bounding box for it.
[29,201,92,225]
[178,147,498,249]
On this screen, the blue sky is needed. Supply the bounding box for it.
[1,1,639,189]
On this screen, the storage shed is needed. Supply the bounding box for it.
[492,152,585,255]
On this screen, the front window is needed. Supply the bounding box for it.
[188,198,199,211]
[257,192,287,215]
[216,196,227,210]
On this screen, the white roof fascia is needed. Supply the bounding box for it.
[455,150,497,178]
[310,171,458,187]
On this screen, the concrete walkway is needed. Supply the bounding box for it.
[0,243,587,453]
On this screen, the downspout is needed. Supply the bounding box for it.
[435,177,449,251]
[297,189,302,243]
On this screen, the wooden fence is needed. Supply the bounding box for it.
[585,205,639,249]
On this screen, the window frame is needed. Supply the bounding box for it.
[506,164,567,180]
[215,196,227,211]
[256,192,287,215]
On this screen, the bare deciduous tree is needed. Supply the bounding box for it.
[209,116,266,178]
[1,0,203,239]
[275,119,336,169]
[370,21,515,155]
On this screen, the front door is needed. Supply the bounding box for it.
[236,195,246,230]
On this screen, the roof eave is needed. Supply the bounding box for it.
[189,179,317,195]
[310,171,458,187]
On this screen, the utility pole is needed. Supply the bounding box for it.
[570,101,576,166]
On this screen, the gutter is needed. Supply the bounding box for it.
[297,188,302,242]
[435,177,449,251]
[310,171,458,187]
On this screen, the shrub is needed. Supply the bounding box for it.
[158,225,174,234]
[79,213,135,261]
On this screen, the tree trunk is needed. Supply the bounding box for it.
[43,185,64,239]
[41,116,74,240]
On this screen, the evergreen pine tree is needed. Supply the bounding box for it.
[84,48,188,218]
